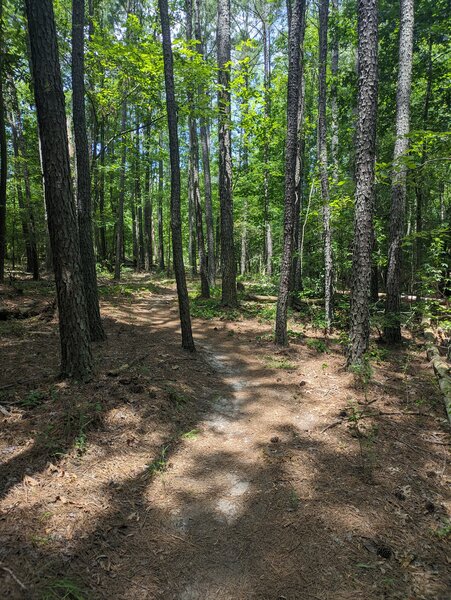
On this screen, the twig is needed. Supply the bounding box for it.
[321,419,343,433]
[0,564,27,590]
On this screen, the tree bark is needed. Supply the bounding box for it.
[318,0,333,332]
[159,0,195,351]
[193,0,215,285]
[26,0,93,378]
[143,123,153,271]
[0,0,6,283]
[157,133,165,271]
[347,0,378,366]
[98,120,107,262]
[275,0,305,345]
[72,0,105,341]
[114,100,127,280]
[384,0,414,343]
[217,0,237,307]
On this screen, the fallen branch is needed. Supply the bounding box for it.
[0,564,27,590]
[422,318,451,425]
[321,419,343,433]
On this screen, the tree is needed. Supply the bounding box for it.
[274,0,305,346]
[72,0,105,341]
[0,0,6,283]
[25,0,93,378]
[347,0,378,365]
[217,0,237,307]
[158,0,195,351]
[318,0,333,332]
[384,0,414,343]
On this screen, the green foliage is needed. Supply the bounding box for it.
[306,338,329,354]
[41,577,87,600]
[264,355,297,370]
[146,445,169,475]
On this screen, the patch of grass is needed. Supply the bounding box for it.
[181,429,199,440]
[306,338,329,353]
[41,577,87,600]
[146,445,169,475]
[265,355,297,370]
[19,389,45,408]
[288,489,300,510]
[435,519,451,539]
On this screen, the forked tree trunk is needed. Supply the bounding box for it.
[384,0,414,343]
[159,0,195,351]
[26,0,93,378]
[275,0,305,345]
[217,0,237,307]
[318,0,333,332]
[347,0,378,366]
[72,0,105,341]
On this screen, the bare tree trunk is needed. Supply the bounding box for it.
[262,19,272,276]
[159,0,195,351]
[275,0,305,346]
[157,134,165,271]
[114,100,127,280]
[26,0,93,378]
[217,0,237,307]
[318,0,333,332]
[0,0,6,282]
[72,0,105,341]
[143,123,153,271]
[347,0,378,366]
[98,120,107,261]
[384,0,414,343]
[194,0,215,285]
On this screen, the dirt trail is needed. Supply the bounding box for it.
[0,284,450,600]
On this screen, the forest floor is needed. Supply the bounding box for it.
[0,274,450,600]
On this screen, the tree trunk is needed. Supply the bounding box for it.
[217,0,237,307]
[347,0,378,366]
[262,19,272,277]
[159,0,195,351]
[143,124,153,271]
[384,0,414,343]
[275,0,305,346]
[194,0,215,285]
[114,100,127,280]
[26,0,93,378]
[0,0,6,283]
[98,120,107,262]
[72,0,105,341]
[157,135,165,271]
[318,0,333,332]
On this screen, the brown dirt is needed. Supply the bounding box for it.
[0,276,450,600]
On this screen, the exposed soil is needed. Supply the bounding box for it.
[0,276,450,599]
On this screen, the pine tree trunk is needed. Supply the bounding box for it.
[26,0,93,379]
[318,0,333,332]
[157,136,165,271]
[384,0,414,343]
[348,0,378,366]
[262,20,272,277]
[0,0,6,283]
[275,0,305,345]
[98,120,107,262]
[194,0,215,285]
[114,100,127,280]
[72,0,105,341]
[143,124,153,271]
[159,0,195,351]
[217,0,237,307]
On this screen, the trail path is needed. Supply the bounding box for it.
[0,285,449,600]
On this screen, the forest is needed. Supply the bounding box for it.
[0,0,450,598]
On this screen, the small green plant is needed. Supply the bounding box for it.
[20,389,45,408]
[181,429,199,440]
[41,577,87,600]
[367,345,389,363]
[435,519,451,539]
[349,355,373,402]
[288,489,300,510]
[306,338,329,353]
[146,445,169,475]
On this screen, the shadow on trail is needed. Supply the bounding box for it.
[0,284,449,599]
